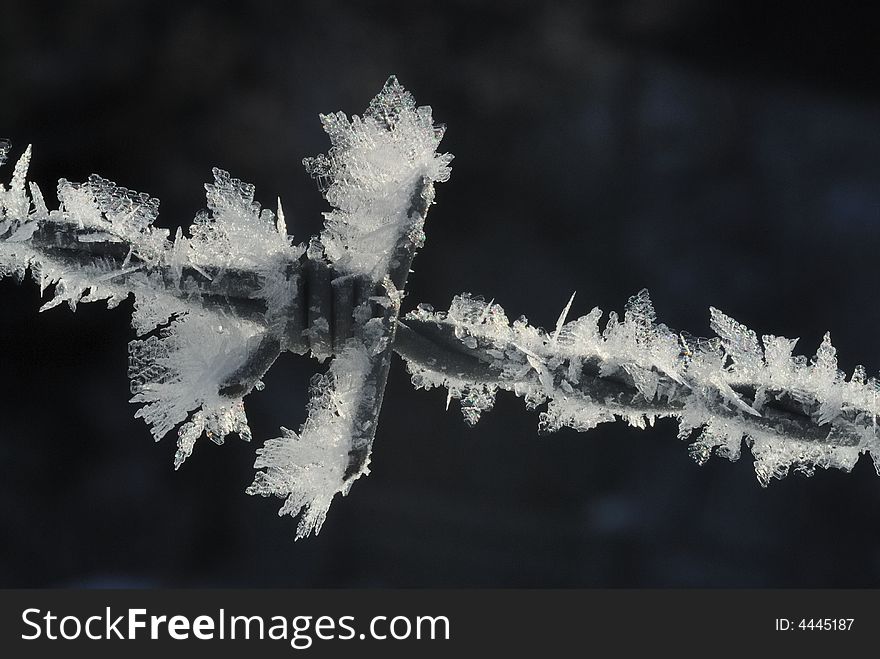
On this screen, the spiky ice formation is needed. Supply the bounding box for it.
[247,343,373,539]
[2,77,451,539]
[401,290,880,485]
[303,75,452,278]
[0,141,300,465]
[247,77,451,537]
[128,312,262,468]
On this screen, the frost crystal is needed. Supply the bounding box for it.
[189,167,293,272]
[56,174,168,263]
[128,312,261,467]
[247,343,372,539]
[303,76,452,278]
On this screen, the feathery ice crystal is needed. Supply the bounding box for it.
[303,79,452,279]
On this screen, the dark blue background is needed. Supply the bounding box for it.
[1,1,879,586]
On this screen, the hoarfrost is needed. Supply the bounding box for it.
[401,290,880,485]
[4,73,877,544]
[303,75,452,277]
[189,167,294,273]
[242,77,452,536]
[247,343,372,539]
[128,312,262,467]
[1,76,451,538]
[0,142,297,465]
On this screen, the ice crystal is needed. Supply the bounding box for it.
[189,167,293,272]
[128,312,263,466]
[56,174,168,263]
[303,76,452,278]
[241,77,452,536]
[247,343,372,539]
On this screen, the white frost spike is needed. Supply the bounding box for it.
[275,196,287,236]
[9,144,31,209]
[625,288,656,346]
[28,182,49,220]
[557,306,602,351]
[303,75,452,278]
[88,174,161,235]
[188,168,302,310]
[812,332,838,376]
[247,344,372,539]
[812,332,845,425]
[553,291,576,343]
[0,145,32,232]
[599,289,685,392]
[710,307,764,376]
[57,178,101,225]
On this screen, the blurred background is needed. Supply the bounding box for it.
[1,1,878,587]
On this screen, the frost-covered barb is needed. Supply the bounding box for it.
[1,78,874,542]
[1,76,451,539]
[244,76,451,538]
[396,291,880,486]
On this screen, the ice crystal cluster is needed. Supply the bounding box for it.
[0,139,299,471]
[247,77,451,537]
[248,343,372,537]
[1,77,876,541]
[402,290,880,485]
[1,78,451,538]
[303,79,452,279]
